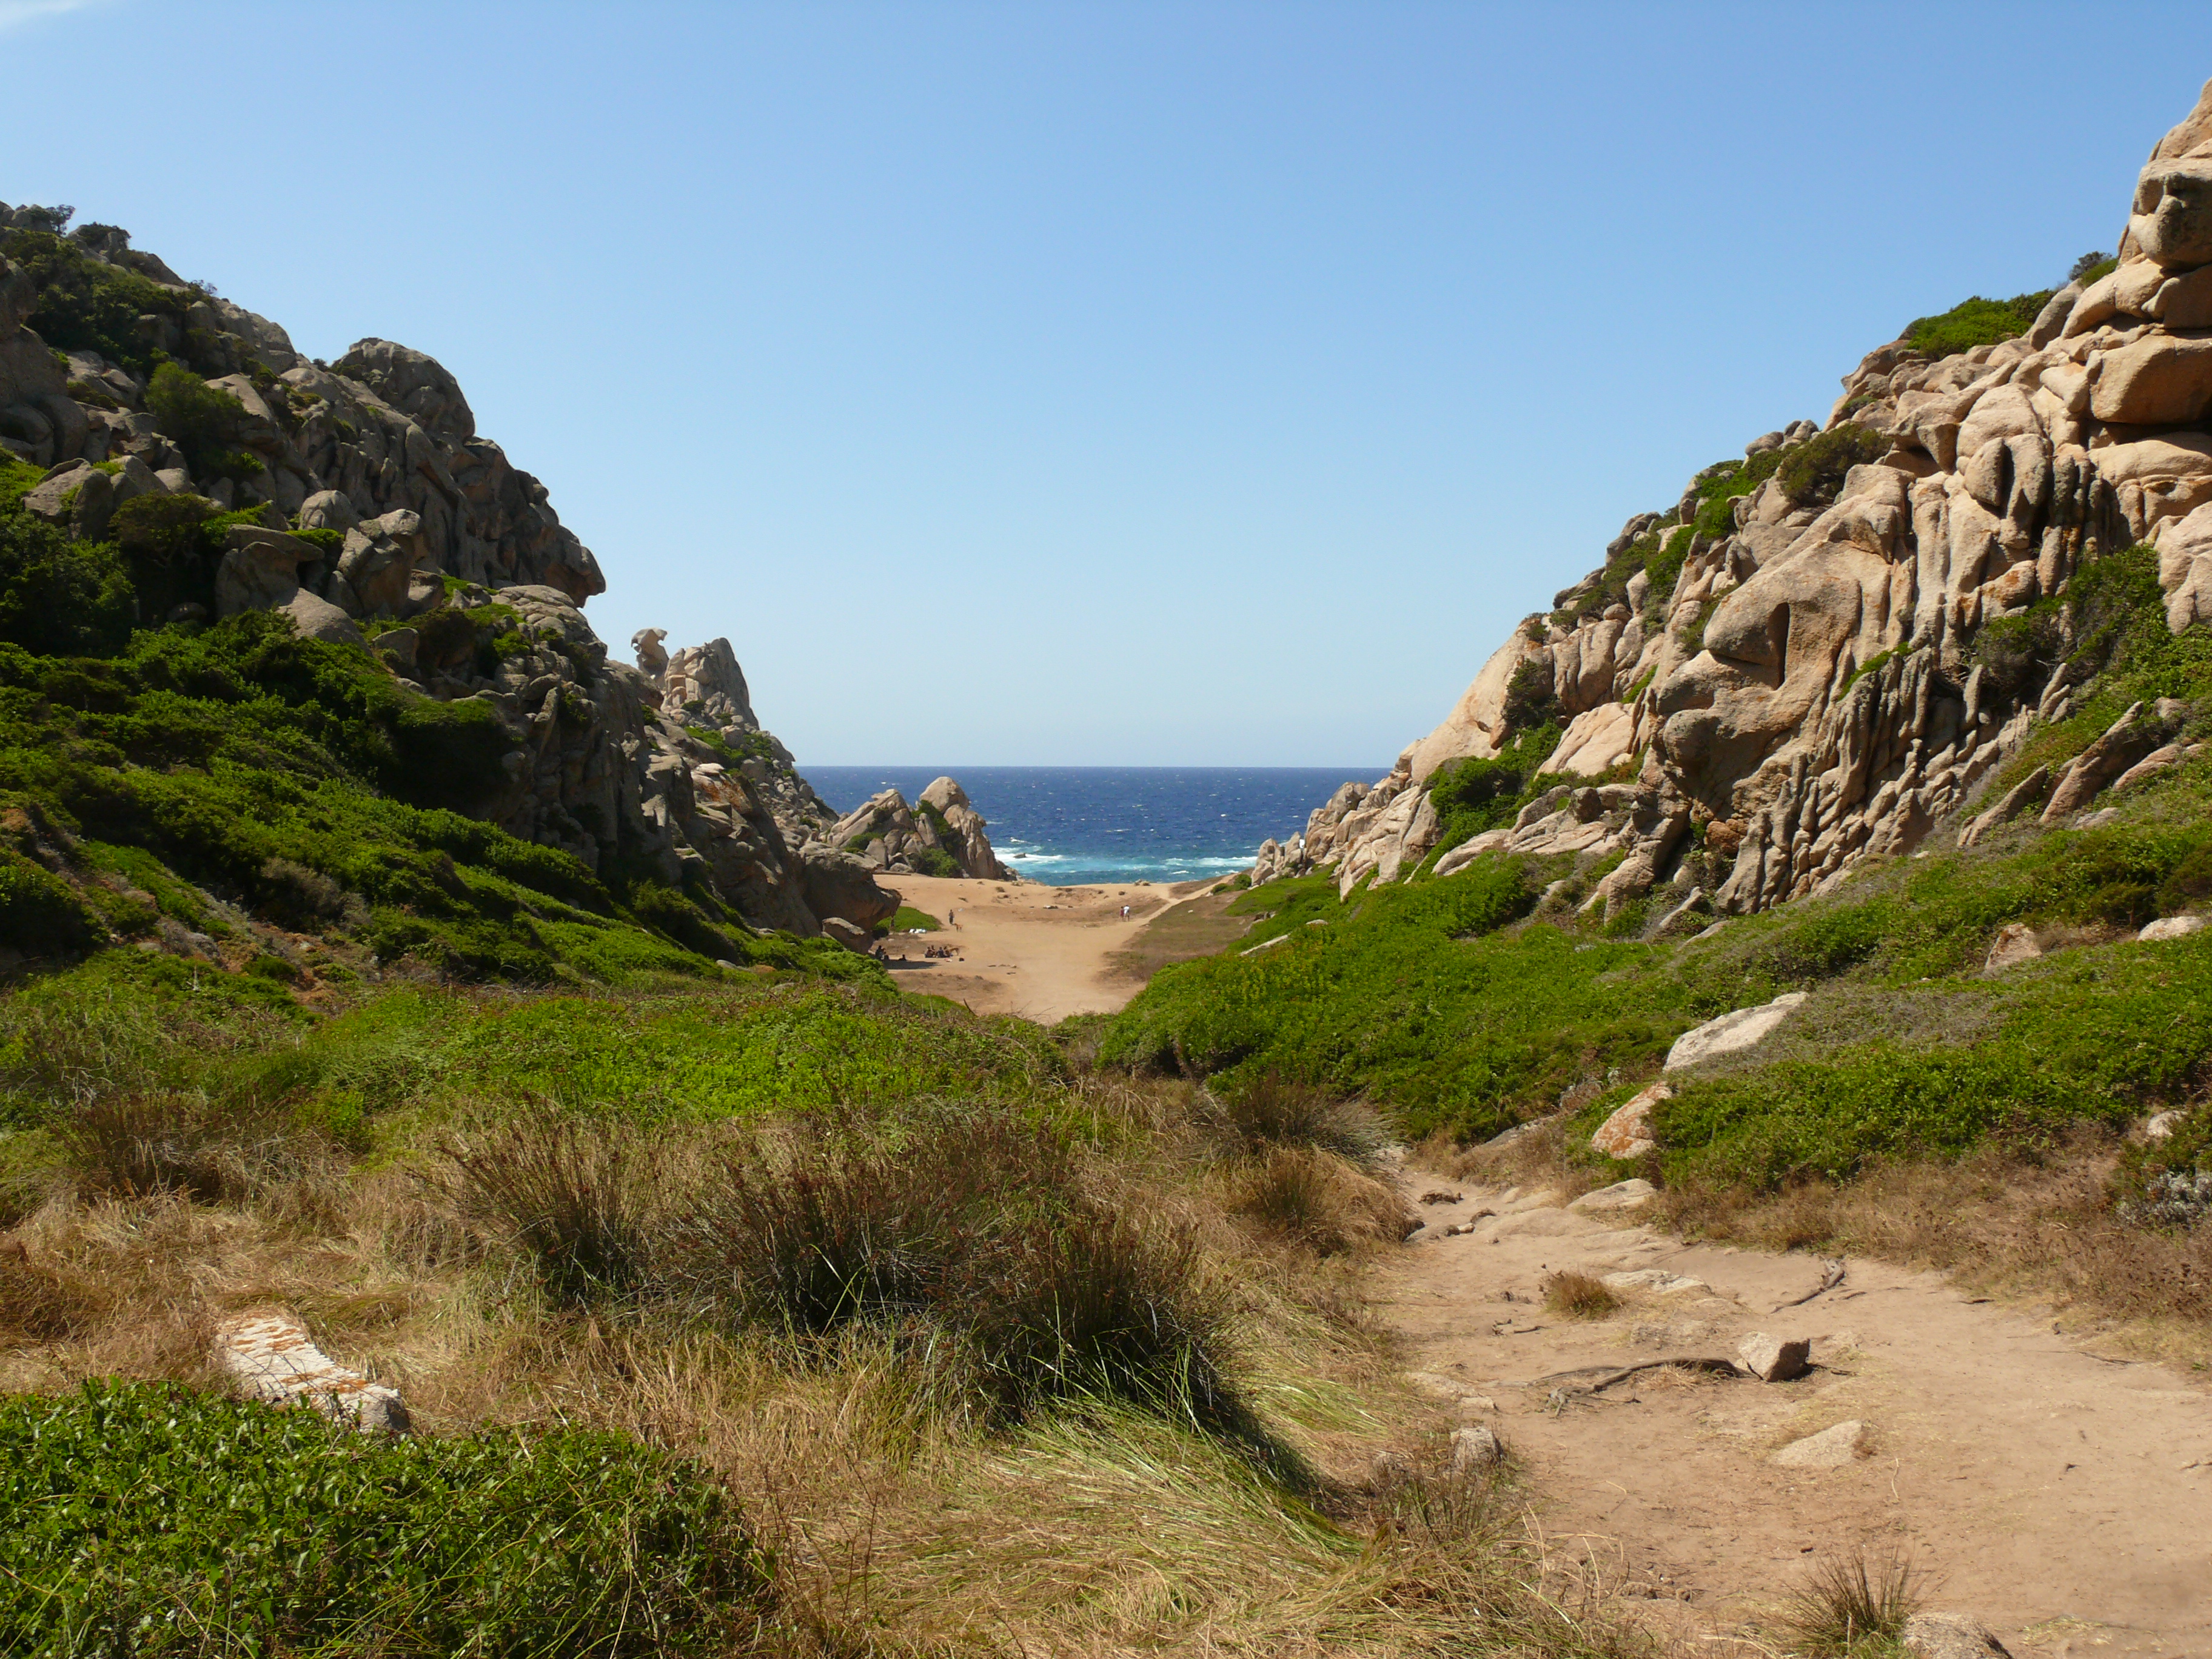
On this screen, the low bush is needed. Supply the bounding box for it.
[1778,1547,1922,1658]
[910,845,962,878]
[0,509,135,656]
[0,1381,768,1657]
[1903,291,2054,358]
[0,227,199,376]
[1425,721,1564,856]
[143,361,258,483]
[438,1102,660,1304]
[1774,423,1889,511]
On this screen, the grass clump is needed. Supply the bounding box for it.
[1903,290,2054,358]
[1541,1270,1620,1319]
[1777,1547,1922,1658]
[885,903,940,932]
[0,1381,767,1657]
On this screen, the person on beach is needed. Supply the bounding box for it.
[1121,903,1130,919]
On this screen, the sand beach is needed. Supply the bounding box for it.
[869,874,1248,1022]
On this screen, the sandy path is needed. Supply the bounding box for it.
[1384,1171,2212,1655]
[873,874,1215,1023]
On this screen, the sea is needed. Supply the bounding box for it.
[803,767,1380,888]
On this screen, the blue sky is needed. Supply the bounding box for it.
[4,2,2206,765]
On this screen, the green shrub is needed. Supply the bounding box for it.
[0,511,135,656]
[0,1380,767,1656]
[0,227,197,376]
[2068,250,2116,284]
[143,361,258,483]
[1775,424,1889,511]
[0,845,101,957]
[1903,292,2054,358]
[1500,656,1558,732]
[911,845,962,878]
[107,490,221,620]
[1426,721,1563,857]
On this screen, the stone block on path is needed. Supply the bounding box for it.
[1737,1330,1811,1382]
[1772,1418,1865,1467]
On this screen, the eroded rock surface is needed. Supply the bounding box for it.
[0,203,898,942]
[1242,79,2212,920]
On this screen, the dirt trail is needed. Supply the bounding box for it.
[1384,1169,2212,1656]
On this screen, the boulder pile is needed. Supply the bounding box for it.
[828,776,1013,880]
[1247,79,2212,919]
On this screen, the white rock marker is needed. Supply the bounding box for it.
[215,1310,411,1433]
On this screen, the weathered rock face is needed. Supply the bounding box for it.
[825,776,1012,880]
[0,204,896,943]
[1249,79,2212,919]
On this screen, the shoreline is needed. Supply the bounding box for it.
[866,874,1246,1024]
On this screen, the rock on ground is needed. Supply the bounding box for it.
[1570,1178,1657,1213]
[1772,1419,1866,1467]
[1664,994,1807,1071]
[1902,1612,2014,1659]
[1450,1424,1503,1470]
[1591,1084,1671,1157]
[215,1310,409,1432]
[1737,1331,1811,1382]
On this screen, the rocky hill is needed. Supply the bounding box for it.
[1252,78,2212,928]
[0,204,1007,975]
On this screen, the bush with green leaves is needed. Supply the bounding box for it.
[0,509,135,655]
[0,226,198,376]
[1423,720,1564,857]
[1902,291,2054,358]
[143,360,258,483]
[0,1380,768,1657]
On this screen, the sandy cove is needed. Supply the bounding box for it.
[869,874,1241,1024]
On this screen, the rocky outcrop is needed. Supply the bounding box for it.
[1248,80,2212,919]
[826,776,1012,880]
[0,204,897,945]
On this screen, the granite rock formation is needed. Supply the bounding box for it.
[828,775,1013,880]
[0,203,895,943]
[1252,79,2212,920]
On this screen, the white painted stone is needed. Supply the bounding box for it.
[215,1310,410,1432]
[1663,993,1808,1071]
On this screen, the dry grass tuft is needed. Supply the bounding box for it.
[1209,1072,1394,1170]
[1777,1545,1923,1657]
[1224,1145,1415,1256]
[1543,1270,1621,1319]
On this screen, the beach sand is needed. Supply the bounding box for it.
[869,874,1248,1024]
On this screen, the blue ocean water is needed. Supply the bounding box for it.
[804,767,1378,887]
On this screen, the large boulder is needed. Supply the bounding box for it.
[663,637,758,730]
[215,526,322,617]
[2128,156,2212,270]
[920,776,1013,880]
[332,338,475,443]
[2088,334,2212,426]
[797,842,900,933]
[1664,993,1808,1070]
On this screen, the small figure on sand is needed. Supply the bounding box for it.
[948,907,958,928]
[1121,903,1130,919]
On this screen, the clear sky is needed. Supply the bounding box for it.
[4,2,2206,766]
